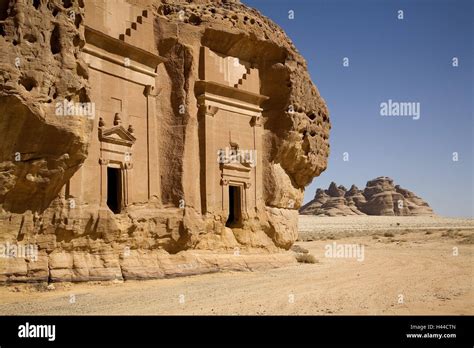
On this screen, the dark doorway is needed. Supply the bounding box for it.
[107,167,122,214]
[226,185,242,227]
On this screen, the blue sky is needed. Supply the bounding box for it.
[243,0,473,217]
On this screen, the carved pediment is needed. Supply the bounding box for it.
[99,125,136,147]
[220,161,252,187]
[220,161,252,172]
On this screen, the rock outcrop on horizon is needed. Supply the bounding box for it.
[299,177,434,216]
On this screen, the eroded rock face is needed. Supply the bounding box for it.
[300,177,434,216]
[0,0,329,282]
[153,0,330,248]
[154,0,330,203]
[0,0,91,214]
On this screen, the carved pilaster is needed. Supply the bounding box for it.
[251,115,262,127]
[198,102,219,118]
[144,84,153,97]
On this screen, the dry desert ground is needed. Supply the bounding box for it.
[0,216,472,315]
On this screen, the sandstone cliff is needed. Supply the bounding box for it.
[300,177,434,216]
[0,0,330,282]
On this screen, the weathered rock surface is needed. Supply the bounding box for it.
[0,247,297,283]
[300,177,434,216]
[0,0,329,282]
[0,0,91,214]
[153,0,330,246]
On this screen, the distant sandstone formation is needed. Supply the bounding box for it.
[299,177,434,216]
[0,0,329,282]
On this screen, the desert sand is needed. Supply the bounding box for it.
[0,216,472,315]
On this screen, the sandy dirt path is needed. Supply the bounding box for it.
[0,227,472,315]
